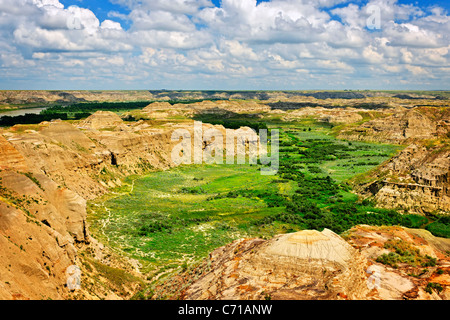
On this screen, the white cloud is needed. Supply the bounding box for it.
[101,20,123,30]
[130,29,212,49]
[128,9,196,32]
[332,4,365,28]
[405,64,431,76]
[363,45,384,64]
[198,0,333,43]
[0,0,448,89]
[32,0,63,9]
[383,22,445,48]
[112,0,213,14]
[220,40,260,61]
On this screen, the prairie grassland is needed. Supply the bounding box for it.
[87,119,415,277]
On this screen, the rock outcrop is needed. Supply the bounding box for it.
[338,108,449,144]
[153,226,450,300]
[343,225,450,300]
[2,90,447,108]
[77,111,125,130]
[0,116,174,299]
[182,229,371,300]
[0,90,157,106]
[282,107,364,124]
[0,135,28,171]
[331,106,450,215]
[141,100,271,120]
[355,144,450,215]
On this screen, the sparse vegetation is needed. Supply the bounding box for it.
[87,258,141,292]
[22,172,44,190]
[376,239,437,268]
[425,282,444,294]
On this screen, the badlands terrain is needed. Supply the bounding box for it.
[0,90,449,300]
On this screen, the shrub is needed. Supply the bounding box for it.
[138,221,172,236]
[425,282,443,294]
[376,240,437,268]
[376,252,400,268]
[426,217,450,238]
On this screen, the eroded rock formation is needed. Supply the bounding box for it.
[1,99,449,300]
[183,229,371,300]
[338,107,450,144]
[356,144,450,214]
[0,111,258,299]
[155,226,450,300]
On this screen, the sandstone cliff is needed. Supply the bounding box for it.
[0,112,177,299]
[141,100,271,120]
[338,107,450,144]
[281,107,364,124]
[355,144,450,215]
[0,90,157,106]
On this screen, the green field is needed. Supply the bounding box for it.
[88,119,435,280]
[88,164,287,274]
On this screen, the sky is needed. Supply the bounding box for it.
[0,0,449,90]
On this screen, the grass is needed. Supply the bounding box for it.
[88,164,286,273]
[87,118,449,287]
[86,257,142,293]
[277,122,402,183]
[426,221,450,238]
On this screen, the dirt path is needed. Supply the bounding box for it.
[97,177,137,244]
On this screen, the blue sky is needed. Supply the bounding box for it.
[59,0,450,26]
[59,0,131,25]
[0,0,449,90]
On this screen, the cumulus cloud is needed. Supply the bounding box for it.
[0,0,448,89]
[198,0,334,43]
[128,10,196,32]
[111,0,214,14]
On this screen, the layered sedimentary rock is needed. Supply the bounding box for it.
[0,114,173,299]
[357,144,450,214]
[183,229,371,300]
[77,111,125,130]
[0,90,157,106]
[0,169,87,299]
[141,100,271,119]
[338,108,449,144]
[0,135,28,171]
[175,226,450,300]
[343,225,450,300]
[332,106,450,215]
[281,107,364,124]
[2,90,447,108]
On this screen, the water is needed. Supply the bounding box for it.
[0,107,47,118]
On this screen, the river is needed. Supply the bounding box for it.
[0,107,47,118]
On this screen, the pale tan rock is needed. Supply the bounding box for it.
[338,108,447,144]
[77,111,124,130]
[0,134,28,171]
[184,229,371,300]
[357,144,450,214]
